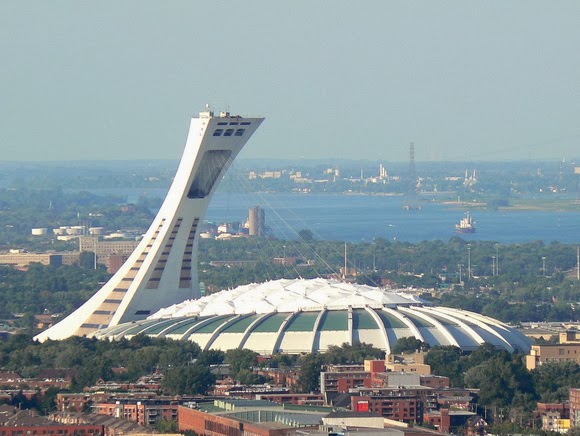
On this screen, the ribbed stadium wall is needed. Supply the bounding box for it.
[93,304,531,354]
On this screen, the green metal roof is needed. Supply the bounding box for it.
[92,304,531,354]
[119,319,162,336]
[253,313,288,332]
[285,312,319,332]
[353,309,379,330]
[425,313,461,327]
[163,317,210,335]
[221,314,261,333]
[318,310,348,331]
[399,312,435,328]
[194,315,237,333]
[143,317,188,334]
[376,310,408,329]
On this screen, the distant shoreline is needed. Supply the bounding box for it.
[342,193,580,212]
[440,199,580,212]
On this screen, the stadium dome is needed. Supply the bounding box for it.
[92,278,531,354]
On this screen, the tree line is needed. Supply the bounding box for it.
[0,335,383,412]
[198,237,579,324]
[1,237,578,325]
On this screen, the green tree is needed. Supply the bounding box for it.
[297,353,324,393]
[532,361,580,402]
[163,364,215,395]
[155,418,178,433]
[298,229,315,241]
[235,369,269,385]
[224,349,259,380]
[392,337,430,354]
[324,342,385,364]
[466,342,501,367]
[424,346,463,386]
[464,355,536,409]
[78,251,96,269]
[196,349,225,366]
[11,390,39,410]
[37,387,62,414]
[267,354,298,369]
[73,355,114,389]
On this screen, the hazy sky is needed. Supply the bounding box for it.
[1,2,579,162]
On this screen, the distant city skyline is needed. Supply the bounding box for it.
[1,1,579,162]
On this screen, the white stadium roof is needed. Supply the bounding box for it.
[149,278,426,318]
[94,278,532,355]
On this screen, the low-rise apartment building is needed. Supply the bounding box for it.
[94,398,179,427]
[525,343,580,370]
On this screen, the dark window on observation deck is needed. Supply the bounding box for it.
[188,150,232,198]
[135,310,151,316]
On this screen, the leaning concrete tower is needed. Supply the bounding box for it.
[35,109,264,341]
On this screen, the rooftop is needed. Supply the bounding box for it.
[150,278,426,318]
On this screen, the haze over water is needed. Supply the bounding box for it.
[210,193,580,244]
[92,188,580,244]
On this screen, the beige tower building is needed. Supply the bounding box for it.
[248,206,265,237]
[35,109,264,341]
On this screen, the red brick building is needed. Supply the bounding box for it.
[57,393,91,412]
[94,399,179,426]
[419,375,450,389]
[536,402,569,419]
[351,393,421,422]
[350,385,474,425]
[0,370,75,392]
[320,362,450,395]
[0,422,103,436]
[49,411,152,436]
[0,406,103,436]
[179,406,296,436]
[320,371,372,394]
[570,388,580,428]
[423,408,478,433]
[254,369,300,389]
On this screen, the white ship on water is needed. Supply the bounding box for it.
[456,211,476,233]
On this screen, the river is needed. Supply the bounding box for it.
[85,188,580,244]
